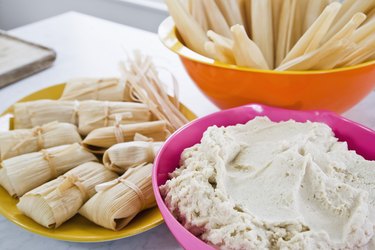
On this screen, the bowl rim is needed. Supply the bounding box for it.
[152,103,375,248]
[158,16,375,75]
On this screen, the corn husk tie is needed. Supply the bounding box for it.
[0,143,97,197]
[78,100,151,136]
[79,164,155,231]
[60,77,132,102]
[0,122,82,161]
[17,162,118,228]
[103,141,163,174]
[82,120,169,154]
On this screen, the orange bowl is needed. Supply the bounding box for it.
[158,17,375,113]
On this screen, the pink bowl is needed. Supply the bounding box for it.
[152,104,375,249]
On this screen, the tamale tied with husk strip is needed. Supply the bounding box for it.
[17,162,118,229]
[78,100,152,136]
[79,163,155,231]
[0,122,82,161]
[0,143,97,197]
[14,100,80,129]
[60,77,132,101]
[103,141,163,174]
[82,121,169,154]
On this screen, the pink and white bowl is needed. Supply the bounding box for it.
[152,104,375,249]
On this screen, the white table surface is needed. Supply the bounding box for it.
[0,11,374,250]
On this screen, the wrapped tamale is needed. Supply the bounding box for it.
[79,164,155,231]
[0,143,97,197]
[17,162,118,229]
[103,141,163,174]
[60,77,132,101]
[0,122,82,161]
[14,100,79,129]
[78,101,151,136]
[82,121,169,154]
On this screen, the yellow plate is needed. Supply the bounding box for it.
[0,83,197,242]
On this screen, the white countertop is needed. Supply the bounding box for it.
[0,11,374,250]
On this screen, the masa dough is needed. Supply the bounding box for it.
[160,117,375,249]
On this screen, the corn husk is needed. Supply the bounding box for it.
[79,164,155,231]
[0,122,81,161]
[17,162,118,228]
[251,0,274,68]
[14,100,79,129]
[82,121,169,154]
[120,52,189,133]
[202,0,231,38]
[103,141,163,174]
[0,143,97,197]
[78,101,151,136]
[282,2,342,64]
[164,0,209,56]
[60,77,132,102]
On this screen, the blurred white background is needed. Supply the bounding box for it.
[0,0,168,32]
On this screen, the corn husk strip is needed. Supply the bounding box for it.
[103,141,163,174]
[17,162,118,228]
[303,0,326,32]
[120,53,188,132]
[282,2,342,64]
[272,0,283,49]
[79,164,155,231]
[251,0,274,68]
[60,78,132,102]
[202,0,231,38]
[207,30,234,52]
[365,7,375,23]
[205,41,235,65]
[82,121,169,154]
[78,100,151,136]
[189,0,208,32]
[293,0,309,44]
[215,0,244,27]
[277,40,350,71]
[0,122,81,161]
[244,0,252,36]
[231,25,270,70]
[323,12,367,44]
[337,36,375,67]
[0,143,97,197]
[276,0,297,67]
[351,18,375,44]
[326,0,374,39]
[164,0,209,56]
[312,43,356,70]
[14,100,79,129]
[237,0,250,33]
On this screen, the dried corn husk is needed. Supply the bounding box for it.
[17,162,118,228]
[0,143,97,197]
[14,100,79,129]
[82,121,169,154]
[103,141,163,174]
[79,164,155,231]
[78,101,151,136]
[60,77,132,102]
[120,52,189,133]
[0,122,81,161]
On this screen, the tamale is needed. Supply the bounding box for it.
[60,77,132,101]
[0,143,97,197]
[17,162,118,229]
[79,164,155,231]
[78,101,151,136]
[0,122,82,161]
[82,121,169,154]
[14,100,79,129]
[103,141,163,174]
